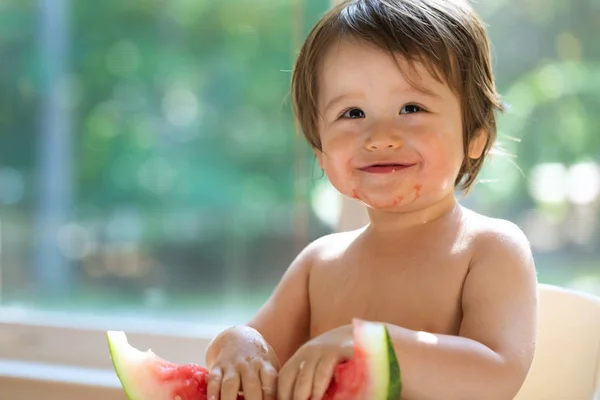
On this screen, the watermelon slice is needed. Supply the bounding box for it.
[107,319,401,400]
[323,319,402,400]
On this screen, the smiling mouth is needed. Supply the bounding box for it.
[359,163,415,174]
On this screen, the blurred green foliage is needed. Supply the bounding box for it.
[0,0,599,319]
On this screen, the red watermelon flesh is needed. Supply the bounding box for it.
[107,331,241,400]
[321,319,401,400]
[107,319,401,400]
[322,354,367,399]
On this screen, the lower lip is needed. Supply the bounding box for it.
[360,165,414,174]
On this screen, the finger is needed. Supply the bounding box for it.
[240,363,262,400]
[207,367,223,400]
[311,357,339,400]
[293,359,318,400]
[260,364,278,400]
[277,359,301,400]
[221,368,241,400]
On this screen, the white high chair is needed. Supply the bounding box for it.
[514,283,600,400]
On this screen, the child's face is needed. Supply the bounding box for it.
[315,39,484,211]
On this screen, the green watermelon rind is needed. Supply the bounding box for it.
[353,319,402,400]
[384,326,402,400]
[107,330,147,400]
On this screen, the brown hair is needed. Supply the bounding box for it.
[290,0,504,191]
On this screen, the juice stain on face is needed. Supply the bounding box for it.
[348,159,362,200]
[352,187,404,210]
[391,195,404,207]
[346,163,418,209]
[413,184,422,201]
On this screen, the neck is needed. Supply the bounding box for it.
[365,191,460,233]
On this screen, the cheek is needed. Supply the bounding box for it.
[321,155,353,183]
[320,132,356,175]
[321,126,355,149]
[421,131,463,166]
[319,152,359,199]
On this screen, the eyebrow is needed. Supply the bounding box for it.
[323,94,364,115]
[322,86,440,114]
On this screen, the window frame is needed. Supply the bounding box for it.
[0,310,227,369]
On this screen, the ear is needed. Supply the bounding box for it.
[467,129,488,160]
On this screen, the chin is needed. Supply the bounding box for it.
[354,192,408,211]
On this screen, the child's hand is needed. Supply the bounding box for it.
[277,325,354,400]
[206,326,279,400]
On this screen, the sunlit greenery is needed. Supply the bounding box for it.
[0,0,598,322]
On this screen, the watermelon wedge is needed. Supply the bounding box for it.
[323,319,402,399]
[107,318,401,400]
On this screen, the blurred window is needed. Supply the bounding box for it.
[1,0,599,369]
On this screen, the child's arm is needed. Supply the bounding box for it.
[205,238,315,399]
[387,221,538,400]
[245,239,314,366]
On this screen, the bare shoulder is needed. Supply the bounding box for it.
[462,207,534,270]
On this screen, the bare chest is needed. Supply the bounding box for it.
[308,241,471,338]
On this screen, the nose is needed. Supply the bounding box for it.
[364,122,403,151]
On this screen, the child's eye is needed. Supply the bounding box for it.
[400,104,423,114]
[341,108,365,119]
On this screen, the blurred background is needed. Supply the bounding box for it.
[0,0,599,328]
